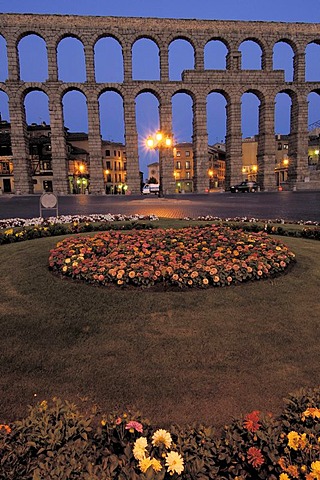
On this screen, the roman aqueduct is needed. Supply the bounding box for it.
[0,13,320,194]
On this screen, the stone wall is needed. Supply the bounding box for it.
[0,13,320,194]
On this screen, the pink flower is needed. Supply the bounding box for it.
[125,420,143,433]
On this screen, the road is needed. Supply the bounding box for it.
[0,191,319,222]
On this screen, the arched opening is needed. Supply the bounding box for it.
[24,90,50,125]
[62,89,89,193]
[206,91,227,189]
[273,41,294,82]
[18,34,48,82]
[172,92,193,193]
[132,38,160,80]
[239,40,262,70]
[0,90,10,121]
[0,35,8,81]
[57,37,86,82]
[305,42,320,82]
[99,90,126,194]
[307,91,320,170]
[241,92,260,182]
[24,90,51,193]
[204,40,228,69]
[169,39,194,81]
[94,37,123,83]
[135,92,160,187]
[0,90,12,193]
[274,92,292,187]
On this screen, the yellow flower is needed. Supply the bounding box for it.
[139,457,153,473]
[287,431,300,450]
[152,429,172,449]
[4,228,13,235]
[202,278,209,285]
[279,474,290,480]
[165,451,184,475]
[65,258,71,263]
[133,437,147,460]
[151,458,162,472]
[62,266,68,272]
[311,461,320,480]
[40,400,48,411]
[299,433,308,450]
[302,407,320,421]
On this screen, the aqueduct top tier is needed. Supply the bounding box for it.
[0,13,320,194]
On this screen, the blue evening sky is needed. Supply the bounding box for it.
[0,0,320,176]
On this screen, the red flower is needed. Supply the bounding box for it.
[247,447,264,468]
[243,410,261,432]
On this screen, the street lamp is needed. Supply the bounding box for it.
[146,130,173,197]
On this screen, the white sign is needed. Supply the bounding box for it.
[40,193,58,208]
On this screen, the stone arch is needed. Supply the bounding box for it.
[98,89,125,143]
[206,90,228,143]
[171,89,194,145]
[62,88,88,132]
[204,38,229,69]
[57,35,86,82]
[274,88,295,134]
[135,90,160,182]
[305,40,320,81]
[239,38,264,70]
[273,39,296,82]
[94,35,124,83]
[132,37,160,80]
[18,33,48,82]
[169,37,195,81]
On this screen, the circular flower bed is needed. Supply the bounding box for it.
[48,225,296,288]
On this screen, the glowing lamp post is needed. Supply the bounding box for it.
[146,130,173,197]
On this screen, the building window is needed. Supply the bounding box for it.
[124,162,127,170]
[185,161,190,170]
[106,149,110,156]
[118,151,121,157]
[283,144,288,149]
[185,151,190,157]
[176,150,181,157]
[277,143,282,150]
[176,161,181,169]
[114,150,116,156]
[186,171,190,179]
[107,174,111,182]
[106,161,111,169]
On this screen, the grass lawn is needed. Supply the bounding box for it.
[0,224,319,431]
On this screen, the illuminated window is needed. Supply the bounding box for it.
[185,161,190,169]
[176,150,181,157]
[176,161,181,169]
[185,151,190,157]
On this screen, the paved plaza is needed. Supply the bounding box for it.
[0,191,319,222]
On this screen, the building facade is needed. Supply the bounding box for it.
[0,120,127,194]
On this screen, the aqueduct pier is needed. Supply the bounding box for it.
[0,13,320,194]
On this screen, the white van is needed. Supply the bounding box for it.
[142,183,160,195]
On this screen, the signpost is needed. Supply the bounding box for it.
[40,193,58,218]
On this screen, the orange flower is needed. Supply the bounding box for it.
[247,447,264,468]
[0,424,11,434]
[243,410,261,432]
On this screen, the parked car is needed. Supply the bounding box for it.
[230,181,259,193]
[142,183,160,194]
